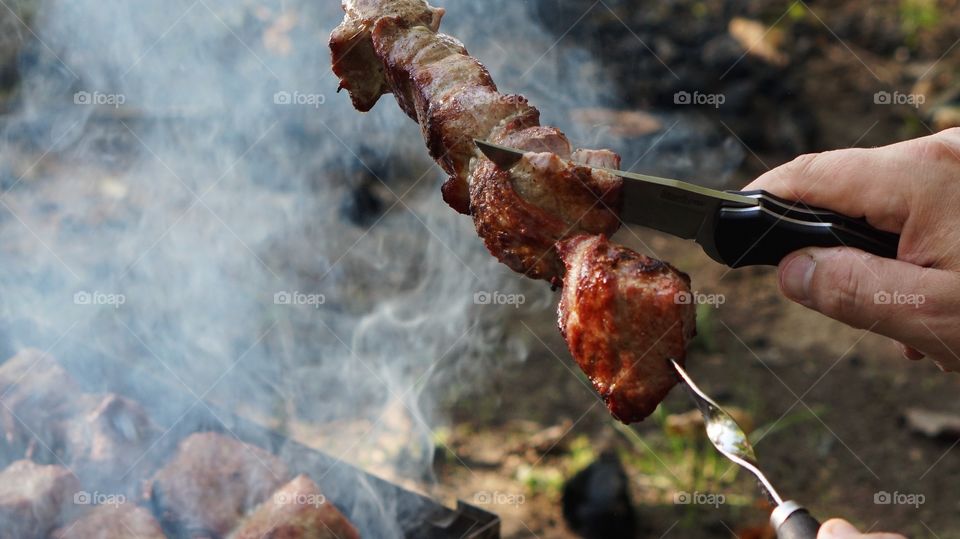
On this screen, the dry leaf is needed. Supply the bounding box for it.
[729,17,788,67]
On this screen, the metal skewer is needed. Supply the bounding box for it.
[669,359,821,539]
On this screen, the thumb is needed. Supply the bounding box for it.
[817,518,907,538]
[778,247,960,368]
[818,518,861,538]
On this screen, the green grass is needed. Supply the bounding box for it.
[609,389,823,529]
[691,1,710,19]
[433,426,459,464]
[900,0,942,47]
[690,303,720,354]
[611,405,752,528]
[566,434,597,474]
[787,2,809,22]
[750,406,823,445]
[614,404,744,497]
[517,435,595,499]
[517,463,565,498]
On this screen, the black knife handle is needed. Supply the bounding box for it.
[775,507,821,539]
[713,190,901,267]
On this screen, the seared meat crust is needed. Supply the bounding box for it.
[229,475,361,539]
[471,135,622,283]
[148,432,289,537]
[558,235,696,423]
[52,503,165,539]
[329,0,443,111]
[0,460,80,539]
[370,16,539,214]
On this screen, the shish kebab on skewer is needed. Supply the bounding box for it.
[330,0,694,423]
[329,0,900,423]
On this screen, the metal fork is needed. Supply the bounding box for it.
[670,359,821,539]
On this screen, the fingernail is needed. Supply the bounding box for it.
[780,253,816,303]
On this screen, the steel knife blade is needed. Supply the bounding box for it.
[474,139,901,267]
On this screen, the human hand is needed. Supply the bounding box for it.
[744,128,960,372]
[817,518,906,538]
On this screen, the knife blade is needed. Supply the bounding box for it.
[474,139,901,268]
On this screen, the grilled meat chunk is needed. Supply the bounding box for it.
[229,475,360,539]
[0,460,80,539]
[0,349,82,464]
[64,394,159,495]
[148,432,290,537]
[52,503,165,539]
[370,15,538,214]
[558,235,696,423]
[0,351,160,493]
[330,0,443,112]
[471,129,622,284]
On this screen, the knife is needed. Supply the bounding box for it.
[475,140,901,268]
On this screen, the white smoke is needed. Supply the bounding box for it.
[0,0,623,534]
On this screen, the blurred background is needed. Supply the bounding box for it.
[0,0,959,537]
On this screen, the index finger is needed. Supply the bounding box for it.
[742,136,941,235]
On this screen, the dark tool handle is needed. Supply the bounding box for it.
[775,507,821,539]
[714,190,901,267]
